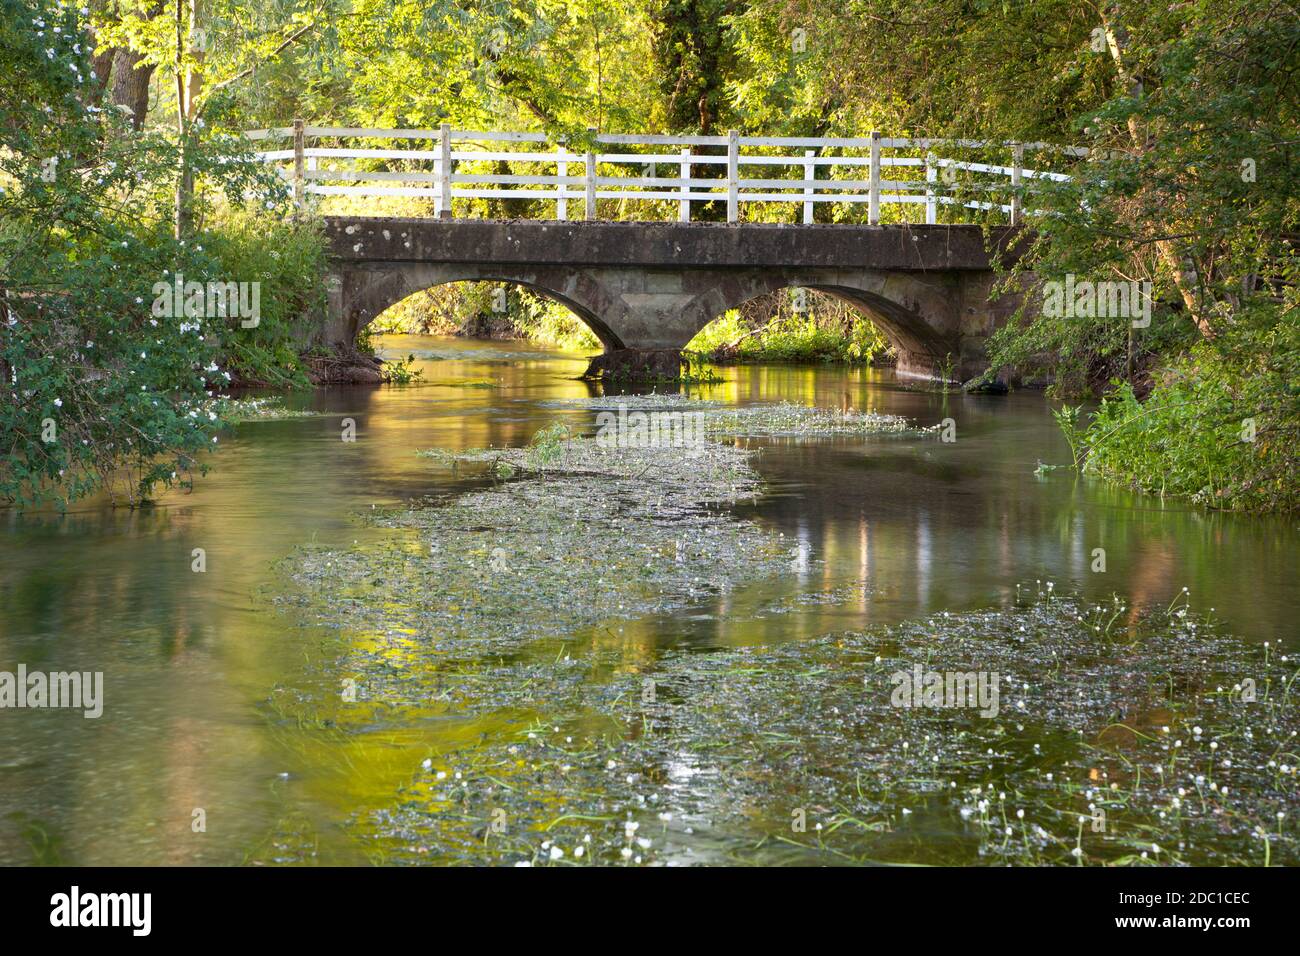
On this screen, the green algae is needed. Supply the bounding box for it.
[277,436,789,672]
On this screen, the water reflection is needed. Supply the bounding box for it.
[0,335,1295,865]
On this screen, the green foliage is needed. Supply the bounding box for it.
[0,0,309,508]
[366,277,479,336]
[685,311,745,353]
[988,0,1300,387]
[1075,318,1300,513]
[5,0,1296,517]
[93,0,346,128]
[382,353,424,385]
[989,304,1166,399]
[1051,404,1085,468]
[525,421,571,469]
[514,292,601,351]
[653,0,738,133]
[679,352,723,384]
[729,0,1106,140]
[368,280,601,351]
[272,0,656,136]
[200,208,326,387]
[688,292,889,365]
[967,0,1299,510]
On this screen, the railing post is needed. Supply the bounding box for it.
[292,118,304,214]
[679,147,691,223]
[726,129,739,223]
[557,142,568,221]
[1010,141,1024,226]
[802,149,815,224]
[433,154,442,218]
[584,132,596,221]
[868,130,881,225]
[925,152,937,225]
[438,122,453,220]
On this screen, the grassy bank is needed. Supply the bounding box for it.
[1042,320,1300,515]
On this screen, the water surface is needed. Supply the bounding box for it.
[1,335,1295,865]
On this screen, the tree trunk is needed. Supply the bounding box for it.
[89,36,114,102]
[183,0,205,121]
[1100,11,1212,338]
[110,48,155,130]
[78,27,116,162]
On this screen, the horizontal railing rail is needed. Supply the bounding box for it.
[245,121,1080,225]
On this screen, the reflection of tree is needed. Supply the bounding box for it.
[1124,540,1176,633]
[0,508,213,658]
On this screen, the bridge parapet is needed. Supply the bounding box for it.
[246,123,1079,227]
[326,218,1024,271]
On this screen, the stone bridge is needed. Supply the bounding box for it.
[320,218,1029,382]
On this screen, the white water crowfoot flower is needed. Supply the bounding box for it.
[303,565,1297,865]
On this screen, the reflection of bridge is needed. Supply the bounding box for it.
[248,124,1075,380]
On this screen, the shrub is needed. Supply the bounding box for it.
[1077,313,1300,513]
[201,208,326,388]
[0,0,307,507]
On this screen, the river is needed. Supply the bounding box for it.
[1,335,1296,865]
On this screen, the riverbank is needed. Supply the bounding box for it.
[227,343,421,388]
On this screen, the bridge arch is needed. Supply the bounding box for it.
[676,270,962,379]
[324,219,1021,382]
[332,263,626,351]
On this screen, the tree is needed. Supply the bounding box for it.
[91,0,334,235]
[653,0,741,134]
[1,0,296,507]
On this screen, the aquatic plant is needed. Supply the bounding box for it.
[220,397,321,422]
[269,424,1296,866]
[339,594,1300,867]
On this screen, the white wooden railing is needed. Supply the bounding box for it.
[244,121,1080,225]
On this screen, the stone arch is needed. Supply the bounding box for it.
[332,262,626,350]
[677,269,962,379]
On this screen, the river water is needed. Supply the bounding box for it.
[1,335,1296,865]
